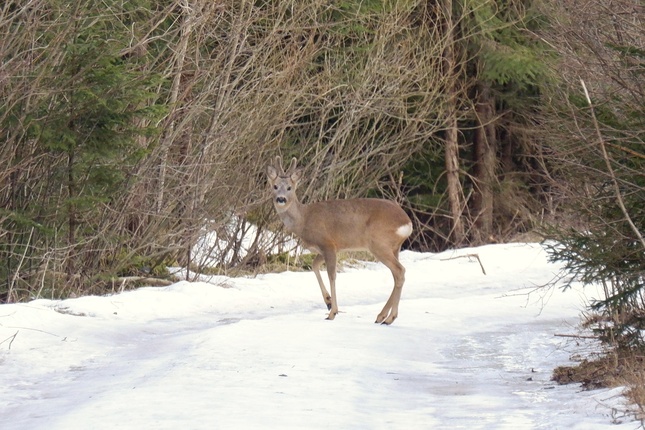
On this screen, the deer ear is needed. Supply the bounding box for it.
[267,165,278,181]
[290,168,303,184]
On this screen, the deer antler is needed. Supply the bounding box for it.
[274,156,284,174]
[273,156,298,175]
[286,157,298,175]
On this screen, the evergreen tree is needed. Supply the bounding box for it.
[1,0,164,299]
[403,0,553,249]
[544,14,645,346]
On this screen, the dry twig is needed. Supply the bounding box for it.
[441,253,487,275]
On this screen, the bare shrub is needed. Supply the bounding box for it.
[0,1,451,298]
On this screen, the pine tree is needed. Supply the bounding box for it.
[544,5,645,346]
[0,0,164,299]
[465,0,552,243]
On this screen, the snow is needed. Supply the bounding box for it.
[191,218,299,268]
[0,243,638,429]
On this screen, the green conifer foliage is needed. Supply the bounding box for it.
[542,0,645,348]
[1,1,164,299]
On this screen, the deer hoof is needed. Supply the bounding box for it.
[382,316,396,325]
[324,297,332,311]
[326,311,337,321]
[375,314,396,325]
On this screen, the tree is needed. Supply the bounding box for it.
[540,0,645,347]
[442,0,468,245]
[403,0,553,249]
[1,0,453,299]
[1,0,163,299]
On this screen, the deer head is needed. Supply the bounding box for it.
[266,156,303,211]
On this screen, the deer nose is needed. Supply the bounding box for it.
[276,197,287,204]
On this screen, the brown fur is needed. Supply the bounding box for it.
[267,157,412,324]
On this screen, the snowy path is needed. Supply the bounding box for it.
[0,244,634,429]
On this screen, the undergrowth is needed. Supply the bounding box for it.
[552,312,645,425]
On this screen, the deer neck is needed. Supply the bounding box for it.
[276,200,306,236]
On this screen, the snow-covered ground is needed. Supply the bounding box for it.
[0,243,637,429]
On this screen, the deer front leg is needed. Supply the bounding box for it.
[312,254,332,310]
[322,249,339,320]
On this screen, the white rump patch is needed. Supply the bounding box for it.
[396,222,413,238]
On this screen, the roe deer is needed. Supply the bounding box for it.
[266,156,412,325]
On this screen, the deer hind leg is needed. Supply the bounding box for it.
[312,254,332,310]
[372,246,406,325]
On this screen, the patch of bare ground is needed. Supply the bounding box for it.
[553,343,645,425]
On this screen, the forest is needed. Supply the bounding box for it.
[1,0,644,407]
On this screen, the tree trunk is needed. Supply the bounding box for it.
[66,147,77,279]
[442,0,466,246]
[472,82,497,243]
[155,0,196,214]
[445,117,466,245]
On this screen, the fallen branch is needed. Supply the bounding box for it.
[115,277,175,293]
[554,333,600,340]
[0,331,19,350]
[441,253,487,275]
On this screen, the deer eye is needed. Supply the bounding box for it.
[287,186,291,191]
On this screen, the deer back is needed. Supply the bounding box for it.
[298,198,411,252]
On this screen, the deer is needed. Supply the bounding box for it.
[266,156,413,325]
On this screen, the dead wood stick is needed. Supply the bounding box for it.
[115,277,174,288]
[441,253,487,275]
[554,333,600,340]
